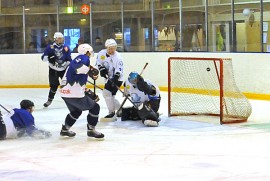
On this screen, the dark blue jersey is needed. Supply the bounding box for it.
[11,108,37,136]
[66,54,90,86]
[41,42,72,71]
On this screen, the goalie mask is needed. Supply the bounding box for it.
[78,43,94,57]
[128,71,139,85]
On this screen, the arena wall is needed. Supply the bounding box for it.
[0,52,269,100]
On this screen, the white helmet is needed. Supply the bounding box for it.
[105,38,117,48]
[53,32,64,40]
[78,43,94,56]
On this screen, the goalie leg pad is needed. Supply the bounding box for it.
[121,107,140,121]
[148,98,161,113]
[137,103,159,122]
[143,120,159,127]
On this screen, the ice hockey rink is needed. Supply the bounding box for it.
[1,88,270,181]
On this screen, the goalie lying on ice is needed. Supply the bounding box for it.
[121,72,161,127]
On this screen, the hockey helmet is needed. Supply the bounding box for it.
[20,99,34,109]
[53,32,64,40]
[78,43,94,56]
[128,71,139,85]
[105,38,117,48]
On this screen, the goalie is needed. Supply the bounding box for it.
[121,72,161,127]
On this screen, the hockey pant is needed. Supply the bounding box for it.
[62,96,100,128]
[48,68,66,100]
[103,89,121,114]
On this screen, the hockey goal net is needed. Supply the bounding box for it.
[168,57,252,124]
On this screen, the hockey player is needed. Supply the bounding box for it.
[121,72,161,127]
[59,43,104,139]
[0,100,51,140]
[96,38,124,121]
[41,32,72,108]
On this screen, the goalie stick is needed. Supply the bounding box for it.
[116,62,148,116]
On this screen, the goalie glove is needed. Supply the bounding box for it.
[85,89,100,102]
[88,66,99,80]
[137,75,156,95]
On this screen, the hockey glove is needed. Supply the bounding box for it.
[85,89,100,102]
[48,54,56,64]
[112,72,120,85]
[88,66,99,80]
[98,65,108,78]
[32,129,52,139]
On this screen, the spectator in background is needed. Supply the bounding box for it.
[93,36,103,52]
[27,42,38,53]
[41,36,52,49]
[72,37,84,53]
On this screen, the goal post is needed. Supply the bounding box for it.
[168,57,252,124]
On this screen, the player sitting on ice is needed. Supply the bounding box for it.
[121,72,161,127]
[0,100,51,140]
[59,43,104,139]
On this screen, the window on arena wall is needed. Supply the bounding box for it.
[154,1,180,52]
[0,0,267,54]
[181,3,206,52]
[234,1,262,52]
[207,1,232,52]
[263,1,270,52]
[0,3,23,54]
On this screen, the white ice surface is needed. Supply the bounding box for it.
[1,88,270,181]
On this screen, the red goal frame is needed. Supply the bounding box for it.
[168,57,250,124]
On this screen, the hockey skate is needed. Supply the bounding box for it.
[143,120,159,127]
[60,125,76,137]
[100,112,117,122]
[43,99,52,107]
[87,125,104,140]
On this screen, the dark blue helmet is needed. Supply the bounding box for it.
[20,99,34,109]
[128,71,139,85]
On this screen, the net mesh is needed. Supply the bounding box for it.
[168,57,252,123]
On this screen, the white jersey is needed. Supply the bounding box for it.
[2,111,18,139]
[124,79,160,107]
[96,49,124,81]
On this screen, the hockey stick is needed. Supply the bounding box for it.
[94,79,96,95]
[116,62,149,116]
[0,103,10,113]
[87,80,103,91]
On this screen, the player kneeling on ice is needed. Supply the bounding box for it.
[0,100,51,140]
[121,72,161,127]
[59,43,104,139]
